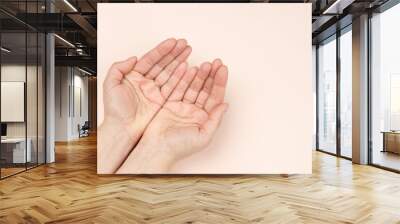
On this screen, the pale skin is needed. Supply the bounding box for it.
[99,38,229,174]
[117,59,229,174]
[98,38,192,173]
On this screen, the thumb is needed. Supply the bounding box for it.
[201,103,229,138]
[104,56,137,90]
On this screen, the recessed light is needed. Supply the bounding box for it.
[323,0,354,15]
[77,67,93,76]
[1,47,11,53]
[54,34,75,48]
[63,0,78,12]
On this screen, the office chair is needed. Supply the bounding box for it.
[79,121,90,138]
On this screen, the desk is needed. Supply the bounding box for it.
[1,138,31,163]
[382,131,400,154]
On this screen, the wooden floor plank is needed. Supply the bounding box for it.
[1,135,400,223]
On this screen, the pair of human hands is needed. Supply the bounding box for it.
[98,38,229,174]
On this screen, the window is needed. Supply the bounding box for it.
[370,3,400,171]
[339,28,352,158]
[317,36,337,154]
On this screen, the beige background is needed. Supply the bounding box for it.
[98,3,312,174]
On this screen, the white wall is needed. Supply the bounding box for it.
[1,65,40,138]
[55,67,69,141]
[1,66,26,138]
[54,67,89,141]
[71,73,89,138]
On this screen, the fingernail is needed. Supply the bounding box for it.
[224,104,229,112]
[178,38,187,44]
[214,58,222,64]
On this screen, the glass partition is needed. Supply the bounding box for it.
[0,1,46,179]
[0,31,28,177]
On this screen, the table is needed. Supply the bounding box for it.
[382,131,400,154]
[1,138,31,163]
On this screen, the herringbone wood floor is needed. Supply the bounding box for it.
[1,135,400,224]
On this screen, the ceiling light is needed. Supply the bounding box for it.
[63,0,78,12]
[323,0,354,15]
[1,47,11,53]
[54,34,75,48]
[78,67,93,76]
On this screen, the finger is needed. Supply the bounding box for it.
[154,46,192,86]
[183,62,212,103]
[104,56,137,90]
[210,58,223,78]
[134,38,177,74]
[204,65,228,112]
[168,67,197,101]
[200,103,229,138]
[195,78,212,108]
[195,59,223,107]
[175,46,192,62]
[145,39,188,79]
[161,62,187,98]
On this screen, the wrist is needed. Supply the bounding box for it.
[97,117,142,174]
[117,139,176,174]
[103,116,136,136]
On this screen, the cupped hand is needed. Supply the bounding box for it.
[98,38,191,174]
[117,59,229,173]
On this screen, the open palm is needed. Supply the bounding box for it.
[155,60,228,159]
[99,38,191,173]
[118,59,229,173]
